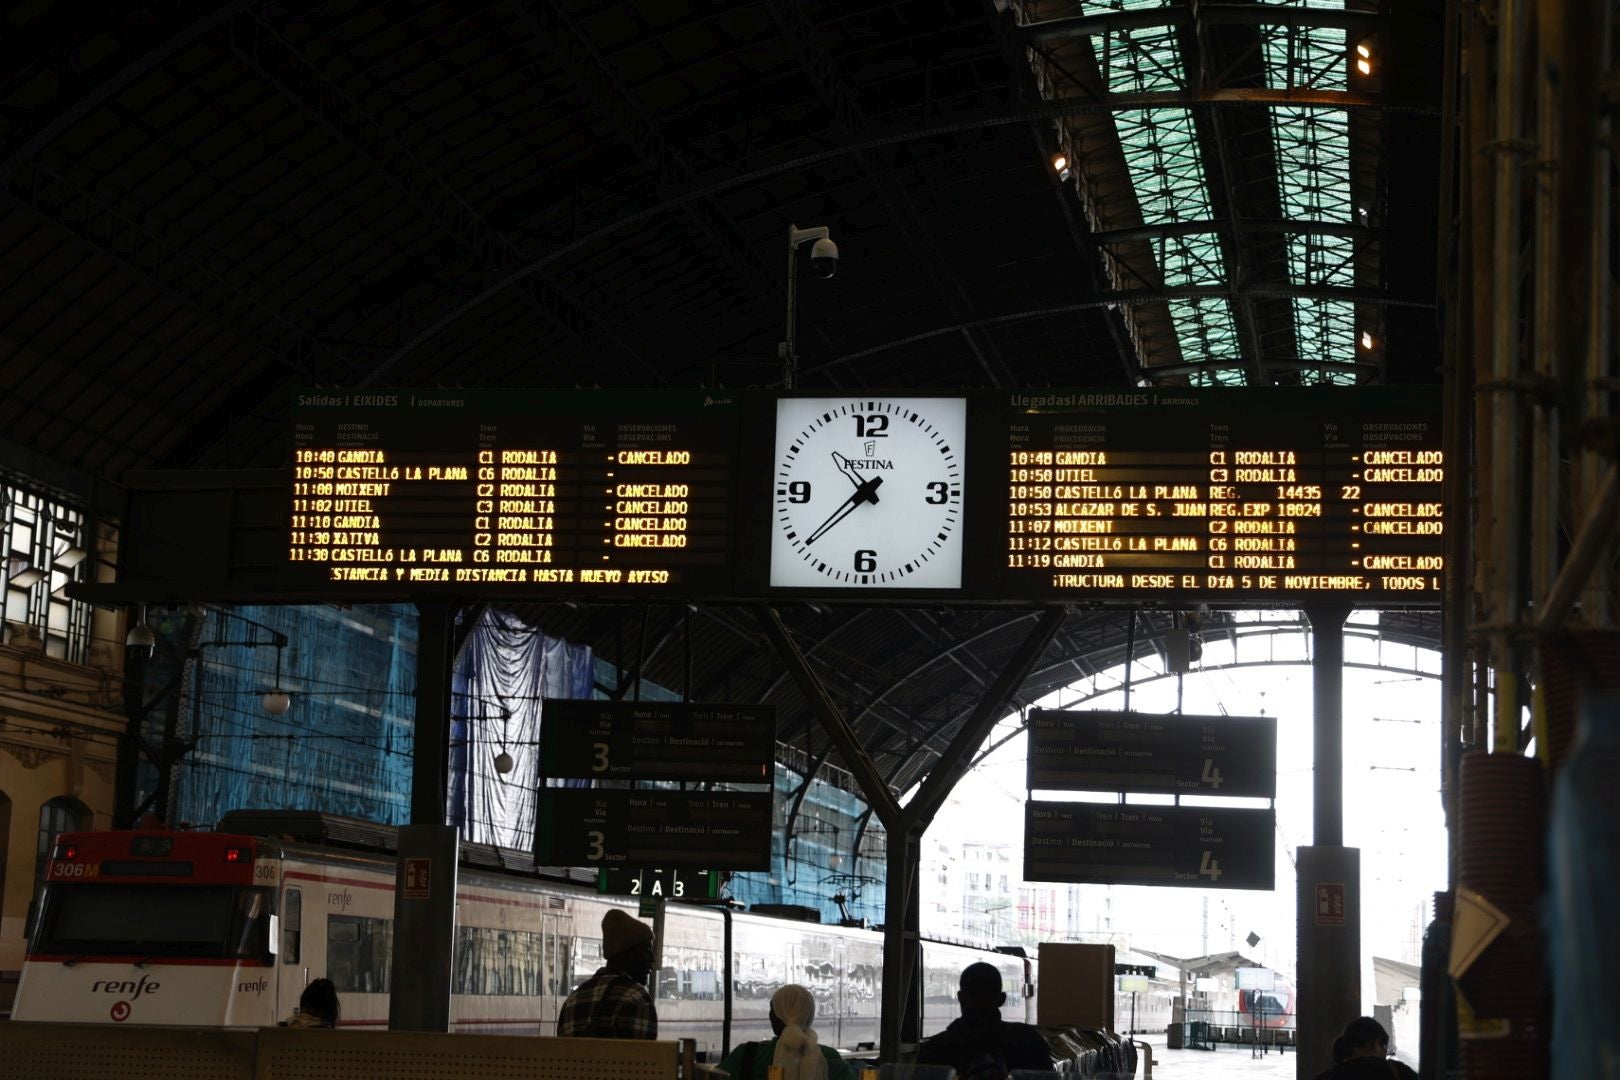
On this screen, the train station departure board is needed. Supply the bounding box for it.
[287,389,737,594]
[278,386,1442,605]
[991,388,1443,602]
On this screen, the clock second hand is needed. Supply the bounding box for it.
[804,474,884,547]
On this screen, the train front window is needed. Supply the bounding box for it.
[33,884,273,960]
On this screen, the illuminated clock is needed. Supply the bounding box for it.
[769,397,967,588]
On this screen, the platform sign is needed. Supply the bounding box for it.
[1024,800,1274,890]
[539,700,775,783]
[535,789,772,871]
[597,866,721,901]
[1026,709,1277,798]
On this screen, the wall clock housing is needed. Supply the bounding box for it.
[769,396,967,589]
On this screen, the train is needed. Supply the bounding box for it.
[12,811,1037,1057]
[14,810,1172,1056]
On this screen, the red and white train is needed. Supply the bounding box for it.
[15,812,1053,1058]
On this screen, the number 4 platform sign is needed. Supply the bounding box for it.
[1023,800,1274,891]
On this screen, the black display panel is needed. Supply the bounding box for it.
[274,386,1441,605]
[990,387,1443,602]
[1024,800,1274,890]
[596,866,721,901]
[288,389,738,595]
[534,789,772,871]
[1027,709,1277,799]
[539,700,775,783]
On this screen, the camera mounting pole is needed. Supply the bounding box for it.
[780,224,831,389]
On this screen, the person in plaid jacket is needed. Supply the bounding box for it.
[557,909,658,1039]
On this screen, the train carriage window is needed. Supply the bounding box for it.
[327,914,392,994]
[226,887,273,960]
[281,888,301,964]
[550,930,572,997]
[452,926,545,995]
[656,943,722,1002]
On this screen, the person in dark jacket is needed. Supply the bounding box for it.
[286,978,340,1028]
[1312,1017,1418,1080]
[916,962,1052,1077]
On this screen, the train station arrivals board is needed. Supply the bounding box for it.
[284,386,1442,605]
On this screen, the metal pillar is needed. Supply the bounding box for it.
[1306,604,1349,847]
[1298,604,1357,1080]
[388,599,459,1031]
[1487,0,1530,754]
[1295,847,1362,1080]
[755,606,1065,1062]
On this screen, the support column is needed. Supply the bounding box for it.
[409,600,454,827]
[389,599,459,1032]
[881,827,923,1060]
[1298,603,1358,1080]
[756,605,1065,1064]
[115,642,150,828]
[1307,604,1349,847]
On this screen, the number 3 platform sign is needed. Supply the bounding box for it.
[534,699,775,873]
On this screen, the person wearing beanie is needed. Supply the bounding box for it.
[716,984,853,1080]
[557,908,658,1039]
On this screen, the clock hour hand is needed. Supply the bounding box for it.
[831,450,878,497]
[803,474,884,547]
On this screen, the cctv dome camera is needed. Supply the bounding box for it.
[809,236,839,279]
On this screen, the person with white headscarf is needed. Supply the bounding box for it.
[717,984,854,1080]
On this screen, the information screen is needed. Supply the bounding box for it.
[1026,709,1277,799]
[539,700,775,783]
[287,389,737,594]
[1024,800,1274,890]
[535,789,772,871]
[992,388,1443,602]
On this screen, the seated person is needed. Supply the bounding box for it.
[285,978,340,1028]
[717,984,853,1079]
[1313,1017,1418,1080]
[916,962,1052,1077]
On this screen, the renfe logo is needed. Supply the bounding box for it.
[327,888,352,910]
[92,975,161,1000]
[238,977,269,995]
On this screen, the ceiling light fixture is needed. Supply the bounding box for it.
[1356,57,1372,76]
[126,604,156,656]
[262,637,292,716]
[1050,151,1072,182]
[1361,331,1375,350]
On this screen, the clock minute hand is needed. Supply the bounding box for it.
[803,474,884,547]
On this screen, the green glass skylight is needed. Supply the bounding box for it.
[1082,0,1245,382]
[1259,0,1360,383]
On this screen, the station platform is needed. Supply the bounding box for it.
[1133,1034,1297,1079]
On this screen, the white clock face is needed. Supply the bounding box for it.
[769,397,967,589]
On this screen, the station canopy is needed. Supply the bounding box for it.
[1,0,1441,794]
